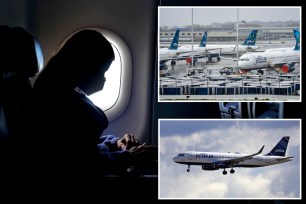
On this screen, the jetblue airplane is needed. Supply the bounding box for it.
[204,30,260,55]
[176,30,220,61]
[173,136,293,175]
[238,29,300,74]
[264,29,300,53]
[159,29,180,63]
[176,30,259,60]
[177,30,208,57]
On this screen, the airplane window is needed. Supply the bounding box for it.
[34,39,44,71]
[59,27,132,122]
[88,27,132,122]
[89,45,121,110]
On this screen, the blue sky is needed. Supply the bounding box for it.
[159,119,301,199]
[159,7,301,27]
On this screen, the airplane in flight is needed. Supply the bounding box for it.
[204,29,260,55]
[173,136,293,175]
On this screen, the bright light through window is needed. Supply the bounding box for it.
[88,44,121,111]
[59,27,132,122]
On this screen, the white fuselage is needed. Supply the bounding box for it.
[177,45,207,57]
[264,46,295,53]
[238,50,300,70]
[173,151,292,168]
[159,48,178,61]
[205,44,260,55]
[176,44,260,57]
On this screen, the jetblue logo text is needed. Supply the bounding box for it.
[196,153,213,159]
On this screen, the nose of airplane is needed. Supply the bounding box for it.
[172,156,178,163]
[238,61,247,69]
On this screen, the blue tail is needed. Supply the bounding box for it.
[293,28,300,51]
[199,30,207,47]
[265,136,290,156]
[242,30,258,46]
[168,29,180,50]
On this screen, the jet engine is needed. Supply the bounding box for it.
[281,63,296,73]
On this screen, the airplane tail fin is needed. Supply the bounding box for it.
[242,30,258,46]
[293,28,300,51]
[199,30,207,47]
[265,136,290,156]
[169,29,180,50]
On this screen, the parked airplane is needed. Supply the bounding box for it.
[264,28,300,53]
[238,44,300,74]
[237,29,300,74]
[173,136,292,175]
[159,29,180,64]
[204,30,260,55]
[176,30,220,62]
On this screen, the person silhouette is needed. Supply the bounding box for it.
[28,29,153,190]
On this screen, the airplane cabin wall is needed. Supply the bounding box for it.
[0,0,28,28]
[1,0,158,145]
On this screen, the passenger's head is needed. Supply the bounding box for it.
[0,26,42,82]
[38,29,115,94]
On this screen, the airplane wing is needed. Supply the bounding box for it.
[223,145,265,166]
[177,51,220,60]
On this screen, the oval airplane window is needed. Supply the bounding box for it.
[59,27,132,122]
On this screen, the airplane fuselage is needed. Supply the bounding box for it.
[205,44,260,55]
[238,50,300,72]
[173,151,292,169]
[159,49,178,61]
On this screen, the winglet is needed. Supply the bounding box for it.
[258,145,265,154]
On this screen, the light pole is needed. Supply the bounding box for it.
[236,8,239,69]
[191,8,194,69]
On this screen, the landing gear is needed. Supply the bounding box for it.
[230,169,235,174]
[222,169,227,175]
[258,69,264,75]
[187,165,190,172]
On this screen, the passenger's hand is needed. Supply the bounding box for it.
[117,134,139,150]
[128,144,158,164]
[128,143,146,154]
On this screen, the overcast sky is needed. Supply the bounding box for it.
[159,119,301,199]
[159,7,301,27]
